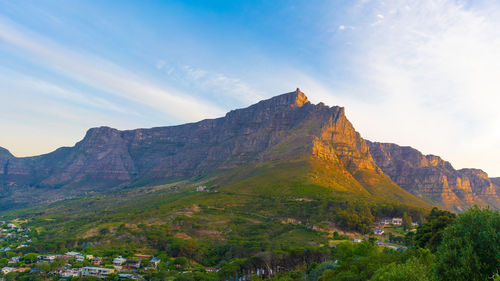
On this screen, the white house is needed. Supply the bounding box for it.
[113,256,127,266]
[392,218,403,225]
[1,267,14,274]
[81,266,115,278]
[196,186,207,192]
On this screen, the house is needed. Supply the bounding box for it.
[65,251,80,257]
[91,257,103,265]
[118,273,140,280]
[1,267,14,274]
[204,267,219,273]
[124,259,141,271]
[60,269,80,278]
[374,229,384,235]
[353,239,363,243]
[6,223,16,229]
[113,256,127,266]
[14,268,30,272]
[75,254,86,262]
[80,267,115,278]
[8,257,20,264]
[392,218,403,225]
[149,257,160,268]
[411,222,419,227]
[381,219,392,225]
[38,254,59,262]
[196,185,207,192]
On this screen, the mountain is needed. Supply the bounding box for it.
[0,89,428,209]
[367,141,500,211]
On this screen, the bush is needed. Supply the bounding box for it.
[434,207,500,281]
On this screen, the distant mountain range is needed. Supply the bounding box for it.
[0,89,498,211]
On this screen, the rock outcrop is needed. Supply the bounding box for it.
[0,89,425,208]
[367,141,500,211]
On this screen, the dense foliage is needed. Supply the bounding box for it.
[0,180,498,281]
[434,207,500,281]
[413,207,456,252]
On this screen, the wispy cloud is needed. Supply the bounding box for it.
[155,61,264,105]
[0,16,226,122]
[321,0,500,175]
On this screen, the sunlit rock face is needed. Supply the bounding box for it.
[367,141,500,211]
[0,89,492,212]
[0,89,426,209]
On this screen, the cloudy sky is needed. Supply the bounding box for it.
[1,0,499,176]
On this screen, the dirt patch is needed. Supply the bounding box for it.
[174,232,192,240]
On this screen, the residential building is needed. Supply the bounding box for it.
[65,251,80,257]
[91,257,103,265]
[81,267,115,278]
[204,267,219,273]
[60,269,80,278]
[392,218,403,225]
[196,185,207,192]
[124,259,141,271]
[118,273,140,280]
[75,254,86,262]
[113,256,127,266]
[1,267,14,274]
[39,255,59,262]
[149,257,160,268]
[14,268,30,272]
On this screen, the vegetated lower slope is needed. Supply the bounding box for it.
[1,165,428,262]
[368,141,500,212]
[0,89,428,210]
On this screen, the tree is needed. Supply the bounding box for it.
[318,269,335,281]
[434,207,500,281]
[402,212,412,231]
[371,257,431,281]
[414,207,455,251]
[306,261,337,281]
[23,253,38,264]
[0,257,8,267]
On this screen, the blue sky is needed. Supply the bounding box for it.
[1,0,500,176]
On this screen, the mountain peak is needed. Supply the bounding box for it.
[0,147,13,159]
[258,88,310,109]
[286,88,309,107]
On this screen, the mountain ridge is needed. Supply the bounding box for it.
[367,141,500,211]
[0,89,429,209]
[0,89,496,211]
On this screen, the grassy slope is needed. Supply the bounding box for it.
[0,155,431,260]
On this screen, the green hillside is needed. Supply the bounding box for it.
[0,156,429,263]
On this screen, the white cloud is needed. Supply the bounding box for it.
[325,0,500,176]
[0,17,226,122]
[155,62,264,104]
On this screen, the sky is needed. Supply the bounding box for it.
[0,0,499,176]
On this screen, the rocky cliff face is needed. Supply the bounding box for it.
[367,141,500,211]
[0,89,425,208]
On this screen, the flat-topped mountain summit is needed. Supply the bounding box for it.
[0,89,498,211]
